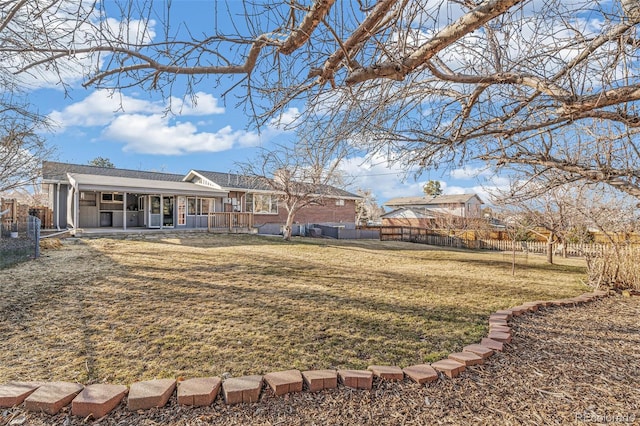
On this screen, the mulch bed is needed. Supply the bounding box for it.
[2,295,638,425]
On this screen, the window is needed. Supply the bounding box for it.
[201,198,214,214]
[187,197,197,215]
[335,199,345,206]
[80,192,96,206]
[177,196,186,225]
[101,192,123,203]
[246,193,278,214]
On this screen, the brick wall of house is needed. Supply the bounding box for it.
[252,199,357,226]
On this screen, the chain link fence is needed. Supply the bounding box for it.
[0,216,41,269]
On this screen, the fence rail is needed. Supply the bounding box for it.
[207,212,253,231]
[378,226,634,255]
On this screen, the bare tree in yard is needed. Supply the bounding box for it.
[0,116,52,194]
[495,182,584,264]
[238,141,349,241]
[355,189,384,226]
[6,0,640,201]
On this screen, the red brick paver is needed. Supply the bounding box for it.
[367,365,404,381]
[128,379,176,411]
[489,324,511,333]
[431,359,465,378]
[509,306,530,316]
[489,318,509,327]
[402,364,438,384]
[222,375,263,405]
[489,313,510,322]
[487,331,512,343]
[177,377,221,406]
[494,309,513,319]
[481,338,505,351]
[301,370,338,392]
[0,382,42,408]
[72,384,127,418]
[337,370,373,390]
[24,382,84,415]
[263,370,303,396]
[449,351,483,366]
[463,344,494,359]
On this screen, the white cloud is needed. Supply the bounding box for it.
[103,115,260,155]
[48,89,258,155]
[267,107,301,130]
[174,92,226,116]
[449,165,492,180]
[49,90,164,130]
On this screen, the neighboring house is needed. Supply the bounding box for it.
[42,161,360,235]
[383,194,484,218]
[381,194,484,228]
[380,207,438,228]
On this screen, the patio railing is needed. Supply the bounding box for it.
[207,212,254,231]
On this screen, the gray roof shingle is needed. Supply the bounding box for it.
[42,161,185,182]
[43,162,360,199]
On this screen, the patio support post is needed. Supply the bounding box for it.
[74,185,79,230]
[123,192,127,230]
[55,182,61,230]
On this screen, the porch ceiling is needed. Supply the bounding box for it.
[67,173,227,197]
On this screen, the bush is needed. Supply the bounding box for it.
[584,244,640,290]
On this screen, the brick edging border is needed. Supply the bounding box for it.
[0,290,610,420]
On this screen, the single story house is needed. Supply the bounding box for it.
[381,194,484,228]
[42,161,360,235]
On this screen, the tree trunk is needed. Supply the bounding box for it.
[283,210,296,241]
[546,234,554,264]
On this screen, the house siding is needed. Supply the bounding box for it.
[252,199,357,226]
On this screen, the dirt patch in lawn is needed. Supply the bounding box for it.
[0,234,588,384]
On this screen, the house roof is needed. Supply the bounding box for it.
[380,207,439,219]
[189,170,361,199]
[42,161,184,183]
[67,173,226,197]
[43,161,360,199]
[384,193,483,207]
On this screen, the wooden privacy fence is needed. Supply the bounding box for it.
[207,212,253,231]
[379,226,635,255]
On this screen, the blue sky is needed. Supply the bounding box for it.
[23,1,505,205]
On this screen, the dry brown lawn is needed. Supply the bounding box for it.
[0,233,588,385]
